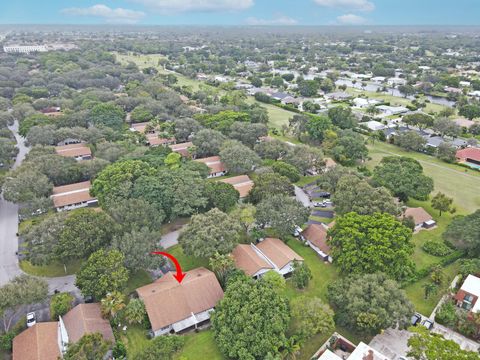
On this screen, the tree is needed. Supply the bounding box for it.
[250,77,262,87]
[373,156,433,201]
[459,104,480,120]
[50,292,74,320]
[229,122,268,148]
[327,273,414,334]
[316,165,355,193]
[328,107,356,129]
[2,168,52,203]
[105,198,165,232]
[398,84,416,98]
[291,261,312,289]
[0,275,48,332]
[173,117,202,142]
[164,152,182,169]
[124,298,147,325]
[220,140,261,174]
[56,209,117,262]
[271,161,301,183]
[289,115,309,139]
[112,227,163,270]
[402,113,434,130]
[306,115,332,143]
[262,271,286,292]
[88,103,125,130]
[407,326,480,360]
[329,212,415,281]
[254,139,290,160]
[179,208,242,258]
[209,253,236,288]
[0,137,18,168]
[75,249,129,300]
[256,195,310,238]
[290,297,335,341]
[332,130,368,165]
[136,335,185,360]
[298,80,319,97]
[436,142,457,163]
[205,182,239,212]
[212,275,290,360]
[231,203,256,233]
[63,333,111,360]
[100,291,126,319]
[443,210,480,256]
[431,192,455,216]
[284,144,324,174]
[192,128,226,157]
[332,175,399,216]
[433,117,462,138]
[249,172,294,204]
[395,131,427,152]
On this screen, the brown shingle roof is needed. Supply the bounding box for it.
[62,303,114,343]
[232,244,273,276]
[194,156,226,174]
[456,147,480,162]
[170,142,193,157]
[137,267,224,332]
[302,224,331,255]
[13,322,60,360]
[55,143,91,158]
[220,175,254,198]
[256,238,303,269]
[146,133,175,146]
[51,181,95,208]
[403,207,433,225]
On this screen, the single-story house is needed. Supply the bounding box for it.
[281,96,302,106]
[456,147,480,166]
[387,77,407,86]
[425,136,467,149]
[455,274,480,313]
[219,175,254,198]
[231,238,304,278]
[169,142,193,157]
[137,267,224,337]
[376,105,409,117]
[301,224,332,262]
[352,98,381,108]
[145,133,176,147]
[371,76,386,83]
[364,120,385,131]
[13,303,113,360]
[194,156,227,178]
[130,122,154,134]
[55,143,92,161]
[271,92,290,101]
[40,107,63,117]
[325,92,352,101]
[403,207,436,231]
[51,181,97,212]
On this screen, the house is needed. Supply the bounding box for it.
[352,98,380,108]
[326,92,352,101]
[271,92,290,101]
[387,77,407,86]
[169,142,193,157]
[137,268,224,337]
[40,107,62,117]
[456,147,480,166]
[194,156,227,178]
[455,274,480,313]
[231,238,304,278]
[281,96,302,106]
[301,224,332,262]
[376,105,409,117]
[145,133,176,147]
[425,136,467,149]
[13,322,60,360]
[55,143,92,161]
[313,333,389,360]
[364,120,385,131]
[403,207,436,231]
[12,303,113,360]
[219,175,254,198]
[130,122,154,134]
[51,181,97,212]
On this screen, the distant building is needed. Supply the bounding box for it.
[170,142,194,157]
[51,181,97,212]
[55,143,92,161]
[194,156,227,178]
[403,207,436,231]
[219,175,254,198]
[301,223,333,262]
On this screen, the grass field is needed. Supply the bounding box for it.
[366,141,480,213]
[175,330,223,360]
[19,259,81,277]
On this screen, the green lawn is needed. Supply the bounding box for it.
[120,325,151,358]
[168,245,210,271]
[20,259,81,277]
[366,141,480,213]
[124,270,152,296]
[176,330,223,360]
[295,175,321,187]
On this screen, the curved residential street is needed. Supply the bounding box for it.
[0,121,79,294]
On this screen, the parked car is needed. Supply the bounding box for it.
[316,191,331,198]
[411,313,422,326]
[421,318,434,330]
[293,225,303,237]
[26,312,36,328]
[84,295,94,303]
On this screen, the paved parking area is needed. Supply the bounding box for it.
[433,323,480,352]
[369,328,411,359]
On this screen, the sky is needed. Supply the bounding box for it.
[1,0,480,26]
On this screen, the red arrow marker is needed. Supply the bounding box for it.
[151,251,186,283]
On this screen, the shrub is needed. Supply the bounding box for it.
[435,300,457,327]
[422,240,453,257]
[292,260,312,289]
[50,292,74,320]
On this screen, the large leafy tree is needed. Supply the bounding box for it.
[284,144,324,174]
[192,129,226,157]
[0,275,48,332]
[306,115,332,143]
[290,296,335,341]
[229,122,268,148]
[179,208,242,258]
[256,195,310,238]
[136,335,185,360]
[249,172,294,204]
[112,227,163,270]
[2,168,52,203]
[63,333,111,360]
[105,198,165,232]
[332,129,368,165]
[212,275,290,360]
[219,140,261,174]
[328,273,414,334]
[333,175,399,216]
[75,249,129,300]
[205,182,239,212]
[254,139,290,160]
[373,156,433,201]
[328,106,357,129]
[407,326,480,360]
[402,113,434,129]
[329,212,415,281]
[56,209,117,262]
[88,103,126,130]
[443,210,480,256]
[395,131,427,152]
[431,192,455,216]
[0,137,18,168]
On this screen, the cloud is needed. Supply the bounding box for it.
[130,0,254,13]
[314,0,375,12]
[62,4,145,24]
[245,15,298,26]
[336,13,368,24]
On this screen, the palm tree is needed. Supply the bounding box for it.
[281,337,301,360]
[100,291,126,319]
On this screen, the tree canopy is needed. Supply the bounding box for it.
[443,210,480,256]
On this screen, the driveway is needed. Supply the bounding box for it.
[432,323,480,352]
[160,230,180,249]
[294,185,311,207]
[311,210,335,218]
[368,328,411,359]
